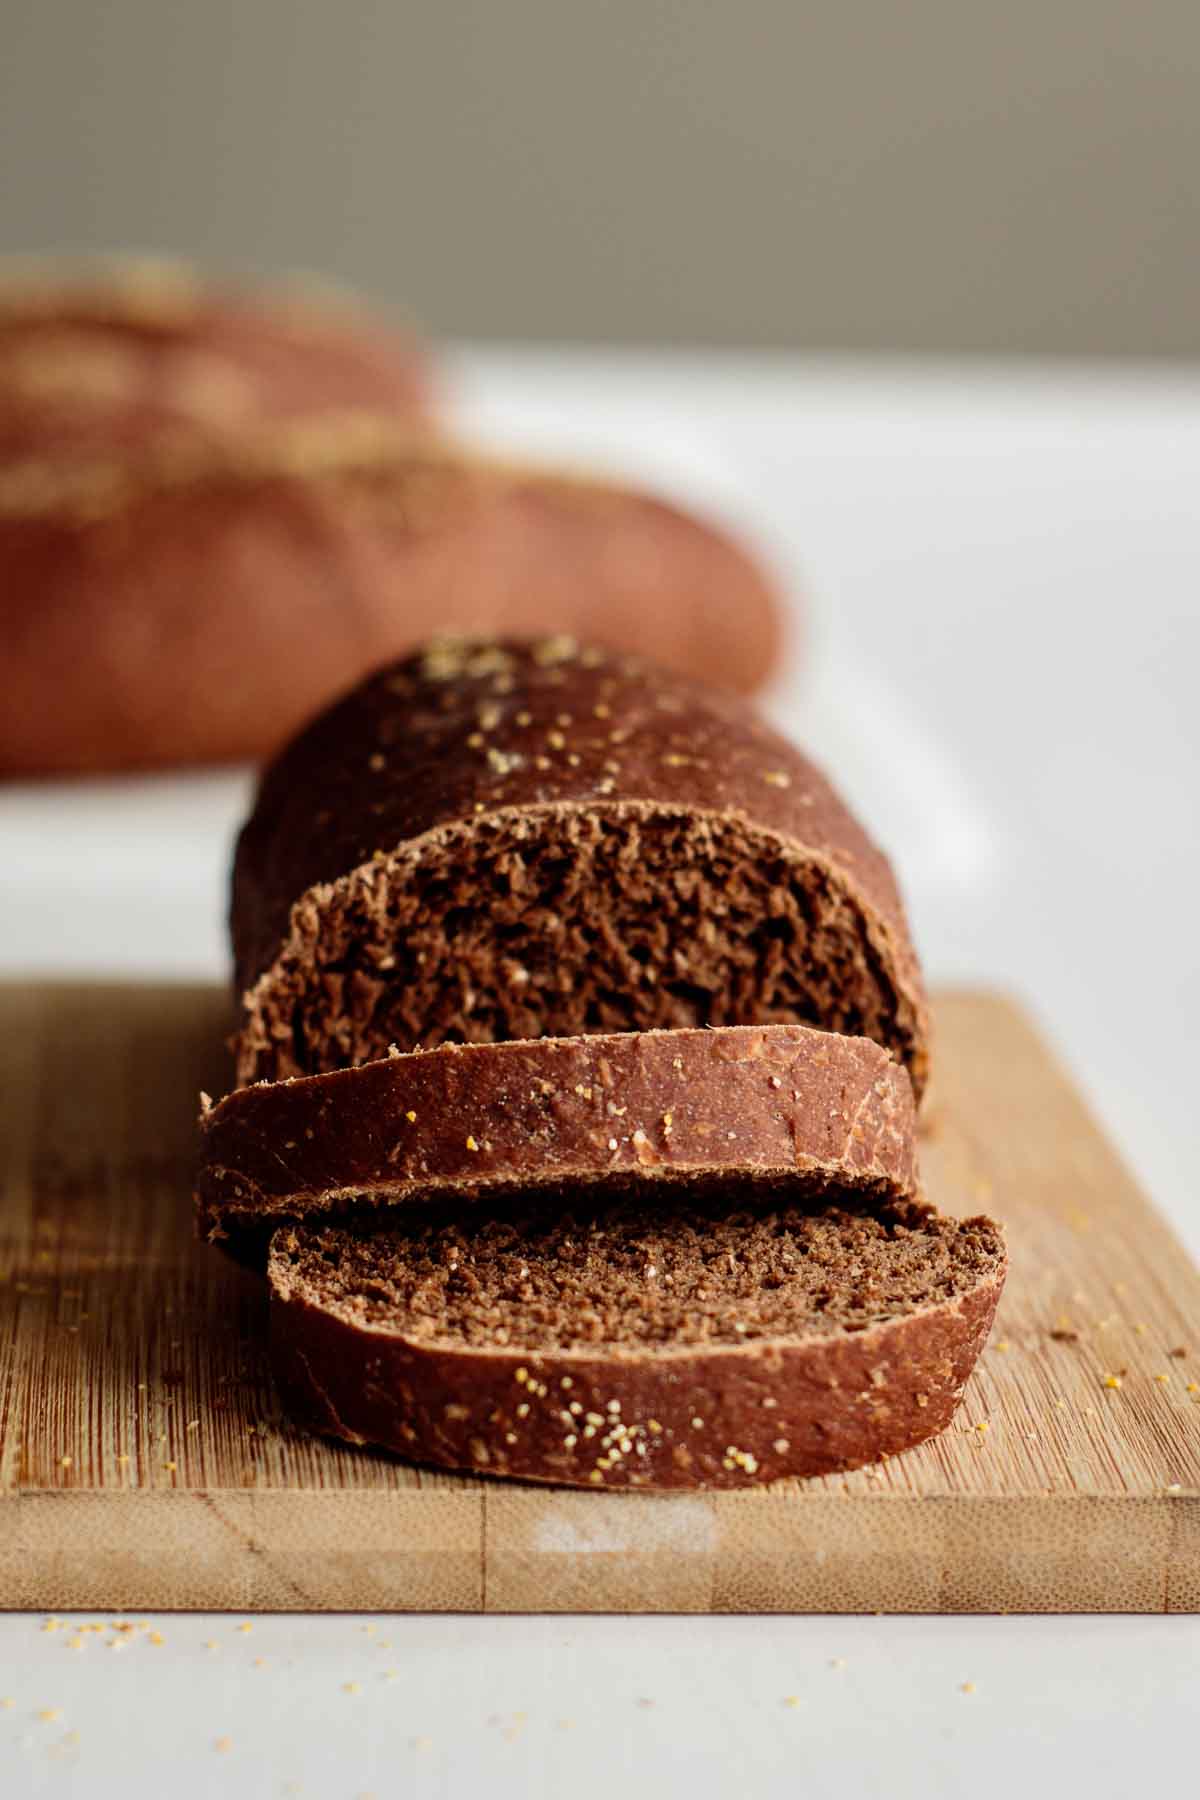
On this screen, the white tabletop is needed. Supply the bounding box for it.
[2,348,1198,1797]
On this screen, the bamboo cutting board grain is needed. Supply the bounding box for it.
[0,983,1197,1614]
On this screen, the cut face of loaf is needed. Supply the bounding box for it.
[233,639,928,1097]
[196,1023,917,1251]
[269,1195,1006,1489]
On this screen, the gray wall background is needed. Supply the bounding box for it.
[3,1,1198,356]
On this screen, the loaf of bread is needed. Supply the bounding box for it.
[195,635,1001,1490]
[270,1196,1005,1489]
[0,271,782,775]
[0,256,431,462]
[232,637,927,1098]
[0,436,782,777]
[196,1021,918,1250]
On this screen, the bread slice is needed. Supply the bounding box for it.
[232,638,926,1096]
[269,1193,1005,1488]
[197,1023,917,1252]
[254,1019,1004,1487]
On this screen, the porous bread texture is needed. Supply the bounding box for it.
[233,639,927,1095]
[237,806,918,1089]
[269,1195,1006,1488]
[276,1195,997,1350]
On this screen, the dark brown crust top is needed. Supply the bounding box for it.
[196,1023,917,1243]
[232,638,927,1091]
[268,1214,1006,1490]
[0,454,780,775]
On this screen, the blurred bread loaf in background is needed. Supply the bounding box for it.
[0,256,432,459]
[0,258,783,778]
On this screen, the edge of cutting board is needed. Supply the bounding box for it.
[0,983,1197,1612]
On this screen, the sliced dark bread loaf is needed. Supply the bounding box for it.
[232,638,927,1097]
[197,1023,917,1249]
[269,1194,1005,1488]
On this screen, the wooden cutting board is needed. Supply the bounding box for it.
[0,983,1196,1614]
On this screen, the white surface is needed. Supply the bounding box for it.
[2,349,1198,1795]
[1,1612,1195,1800]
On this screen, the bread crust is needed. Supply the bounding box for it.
[196,1022,917,1246]
[268,1214,1005,1490]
